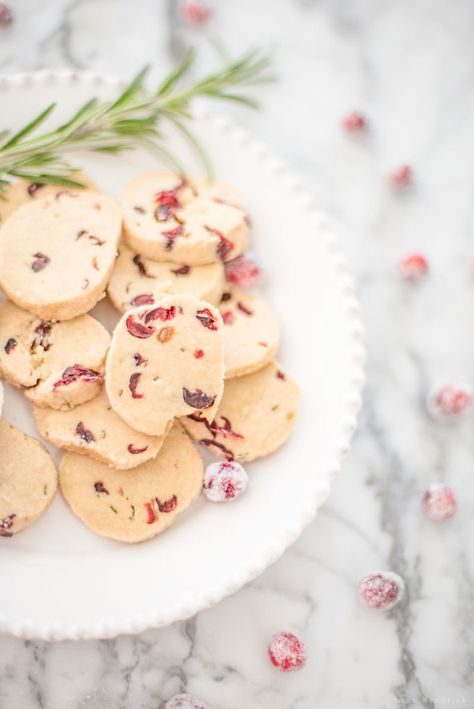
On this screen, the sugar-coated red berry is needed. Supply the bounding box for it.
[428,384,473,420]
[0,3,13,26]
[389,164,413,187]
[179,1,211,26]
[203,460,248,502]
[398,253,429,280]
[268,631,307,673]
[225,255,262,290]
[423,484,457,522]
[165,694,208,709]
[358,571,405,611]
[342,111,367,132]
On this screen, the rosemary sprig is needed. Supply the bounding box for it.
[0,49,272,188]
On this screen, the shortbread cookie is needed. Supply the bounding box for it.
[107,241,224,313]
[59,423,203,543]
[121,172,249,265]
[34,390,167,470]
[182,361,299,462]
[0,382,3,418]
[0,191,122,320]
[219,290,280,378]
[106,295,224,436]
[0,172,97,225]
[0,300,110,410]
[0,420,57,537]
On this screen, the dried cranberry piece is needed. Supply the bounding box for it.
[128,443,148,454]
[82,278,89,290]
[237,301,253,316]
[53,364,103,388]
[183,388,216,409]
[194,349,204,359]
[0,513,15,537]
[276,370,286,381]
[94,481,109,495]
[88,234,105,246]
[144,502,156,524]
[225,256,262,289]
[132,254,152,278]
[171,264,191,275]
[205,226,235,260]
[31,321,52,352]
[142,305,176,324]
[162,225,183,251]
[76,421,95,444]
[125,314,155,339]
[133,352,148,367]
[221,310,234,325]
[389,164,413,187]
[156,495,177,513]
[27,182,44,197]
[4,337,17,354]
[130,293,154,307]
[189,412,243,440]
[129,372,144,399]
[154,188,181,222]
[342,111,367,133]
[31,252,50,272]
[200,438,234,460]
[196,308,218,330]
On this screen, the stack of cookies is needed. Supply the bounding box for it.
[0,171,299,543]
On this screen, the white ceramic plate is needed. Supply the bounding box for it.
[0,71,364,640]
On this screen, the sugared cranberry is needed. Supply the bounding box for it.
[422,484,457,521]
[389,164,413,187]
[0,4,13,27]
[428,384,473,421]
[196,308,218,330]
[165,694,208,709]
[268,632,307,673]
[129,372,144,399]
[342,111,367,133]
[179,1,212,26]
[31,252,50,272]
[358,571,405,610]
[203,461,248,502]
[398,253,429,280]
[225,256,262,289]
[182,387,216,409]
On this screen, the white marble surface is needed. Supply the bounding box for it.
[1,0,474,707]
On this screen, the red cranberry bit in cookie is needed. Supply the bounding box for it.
[196,308,218,330]
[203,461,248,502]
[133,352,148,367]
[237,301,253,316]
[200,438,234,460]
[128,443,148,454]
[154,188,181,222]
[171,264,191,275]
[131,293,155,307]
[31,252,50,272]
[389,164,413,187]
[31,321,52,352]
[156,495,177,513]
[94,481,109,495]
[194,349,204,359]
[82,278,89,290]
[126,314,155,339]
[144,502,156,524]
[205,226,235,260]
[129,372,144,399]
[88,234,105,246]
[398,253,429,280]
[53,364,103,388]
[132,254,152,277]
[182,387,216,409]
[342,111,367,132]
[142,305,176,324]
[27,182,44,197]
[76,421,96,444]
[225,256,262,289]
[4,337,17,354]
[221,310,234,325]
[165,693,208,709]
[422,484,457,521]
[428,384,472,420]
[0,513,16,537]
[189,412,243,440]
[133,205,146,214]
[358,571,405,610]
[163,225,183,251]
[268,632,307,673]
[276,370,286,381]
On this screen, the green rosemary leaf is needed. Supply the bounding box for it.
[109,66,149,110]
[1,102,56,149]
[157,48,195,96]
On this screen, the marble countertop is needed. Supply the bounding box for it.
[1,0,474,707]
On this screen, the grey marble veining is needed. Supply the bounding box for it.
[0,0,474,707]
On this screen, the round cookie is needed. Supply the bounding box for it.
[105,294,224,436]
[34,389,168,470]
[219,289,280,378]
[59,422,203,543]
[0,420,57,537]
[107,241,224,313]
[0,300,110,410]
[0,382,3,418]
[0,172,97,226]
[0,191,122,320]
[181,361,299,463]
[121,171,249,265]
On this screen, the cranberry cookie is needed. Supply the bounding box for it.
[106,294,224,436]
[121,171,249,265]
[0,420,57,537]
[0,300,109,410]
[107,241,224,313]
[34,389,168,470]
[0,191,122,320]
[59,422,203,543]
[182,361,299,462]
